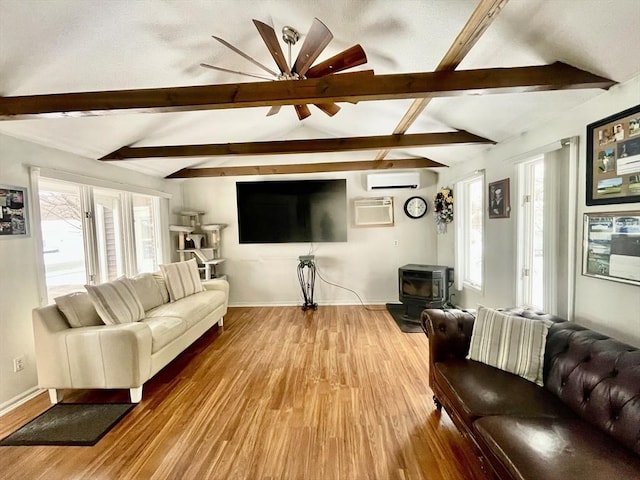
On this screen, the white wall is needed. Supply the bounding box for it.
[436,75,640,347]
[181,170,440,306]
[0,133,181,410]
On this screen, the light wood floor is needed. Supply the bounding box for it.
[0,306,484,480]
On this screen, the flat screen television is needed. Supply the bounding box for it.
[236,179,347,244]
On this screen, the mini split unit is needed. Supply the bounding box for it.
[366,171,420,190]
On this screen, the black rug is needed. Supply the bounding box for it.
[386,303,424,333]
[0,403,135,447]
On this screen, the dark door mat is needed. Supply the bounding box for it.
[385,303,424,333]
[0,403,135,446]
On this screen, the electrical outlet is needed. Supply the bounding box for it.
[393,240,399,247]
[13,356,25,372]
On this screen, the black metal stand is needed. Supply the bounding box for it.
[297,255,317,311]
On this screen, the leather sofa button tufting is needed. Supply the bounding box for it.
[439,325,446,332]
[611,369,618,377]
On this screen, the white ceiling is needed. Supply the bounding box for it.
[1,0,639,178]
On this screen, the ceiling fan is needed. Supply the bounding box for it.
[200,18,369,120]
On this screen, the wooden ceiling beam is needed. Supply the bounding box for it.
[166,158,447,179]
[0,62,614,120]
[101,131,494,161]
[376,0,509,160]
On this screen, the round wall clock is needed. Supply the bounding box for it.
[404,196,428,219]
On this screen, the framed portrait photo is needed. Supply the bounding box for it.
[586,104,640,206]
[488,178,510,219]
[0,185,29,238]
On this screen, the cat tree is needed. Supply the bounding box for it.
[169,211,226,279]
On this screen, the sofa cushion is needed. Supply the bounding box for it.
[474,415,640,480]
[143,316,187,353]
[130,272,165,311]
[54,291,103,328]
[85,277,145,325]
[153,271,170,304]
[468,306,550,385]
[435,359,574,425]
[544,322,640,455]
[160,259,203,302]
[145,290,226,329]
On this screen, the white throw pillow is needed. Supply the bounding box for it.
[160,259,203,302]
[54,291,104,328]
[467,306,550,386]
[85,277,145,325]
[130,272,165,311]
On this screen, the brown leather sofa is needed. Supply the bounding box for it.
[421,308,640,480]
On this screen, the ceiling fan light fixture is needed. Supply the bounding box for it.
[281,26,300,46]
[281,26,300,77]
[205,17,370,120]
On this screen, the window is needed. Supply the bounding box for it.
[517,156,545,309]
[456,173,484,290]
[38,179,89,302]
[515,144,571,316]
[37,177,165,303]
[132,194,162,274]
[94,188,125,283]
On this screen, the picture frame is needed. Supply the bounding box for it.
[582,211,640,286]
[488,178,510,219]
[586,104,640,206]
[0,184,29,238]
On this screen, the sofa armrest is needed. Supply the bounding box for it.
[202,278,229,293]
[421,308,476,363]
[202,278,229,308]
[33,305,153,389]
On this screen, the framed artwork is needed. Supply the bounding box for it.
[0,185,29,237]
[488,178,510,219]
[582,211,640,286]
[586,104,640,206]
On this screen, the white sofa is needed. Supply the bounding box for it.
[32,270,228,404]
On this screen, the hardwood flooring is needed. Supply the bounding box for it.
[0,306,484,480]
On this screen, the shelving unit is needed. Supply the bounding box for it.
[169,211,226,280]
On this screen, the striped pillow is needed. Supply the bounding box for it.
[467,306,550,386]
[85,277,145,325]
[160,259,203,302]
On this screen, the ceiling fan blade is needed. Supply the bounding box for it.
[292,18,333,77]
[314,103,341,116]
[211,36,279,77]
[200,63,275,81]
[294,104,311,120]
[266,105,281,116]
[253,19,290,75]
[306,44,367,78]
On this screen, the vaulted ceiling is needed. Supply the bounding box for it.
[1,0,639,179]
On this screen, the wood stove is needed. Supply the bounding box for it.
[398,264,452,320]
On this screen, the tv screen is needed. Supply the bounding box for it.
[236,179,347,244]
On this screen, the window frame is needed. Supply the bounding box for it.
[34,172,168,304]
[455,172,485,292]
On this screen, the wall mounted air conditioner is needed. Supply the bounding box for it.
[353,197,394,227]
[366,171,420,190]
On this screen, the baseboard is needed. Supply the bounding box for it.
[228,301,390,307]
[0,387,44,417]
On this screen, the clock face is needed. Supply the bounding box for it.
[404,196,428,218]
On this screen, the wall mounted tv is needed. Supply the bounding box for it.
[236,179,347,244]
